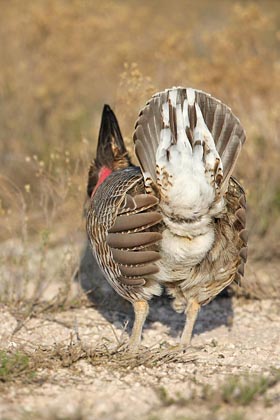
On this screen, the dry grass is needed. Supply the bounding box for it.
[1,341,279,412]
[0,342,198,389]
[0,0,279,244]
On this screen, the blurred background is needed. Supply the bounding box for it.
[0,0,279,263]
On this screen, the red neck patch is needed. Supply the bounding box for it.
[91,166,112,197]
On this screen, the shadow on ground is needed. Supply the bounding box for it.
[75,241,234,340]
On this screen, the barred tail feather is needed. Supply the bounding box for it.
[133,88,246,203]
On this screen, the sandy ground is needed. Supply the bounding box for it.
[0,296,279,420]
[0,240,279,420]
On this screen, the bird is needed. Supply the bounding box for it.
[86,87,248,350]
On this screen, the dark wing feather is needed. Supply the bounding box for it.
[227,177,248,285]
[108,212,162,233]
[87,167,162,295]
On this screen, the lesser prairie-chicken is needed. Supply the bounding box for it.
[86,87,248,349]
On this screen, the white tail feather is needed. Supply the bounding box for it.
[133,87,246,229]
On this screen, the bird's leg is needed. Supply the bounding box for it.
[129,300,149,351]
[180,299,200,347]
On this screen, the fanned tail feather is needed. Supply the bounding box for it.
[133,87,246,218]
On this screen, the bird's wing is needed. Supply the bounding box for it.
[227,177,248,284]
[87,167,162,294]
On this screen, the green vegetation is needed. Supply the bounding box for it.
[154,369,280,407]
[221,371,280,406]
[0,350,33,382]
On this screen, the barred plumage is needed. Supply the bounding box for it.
[86,88,248,349]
